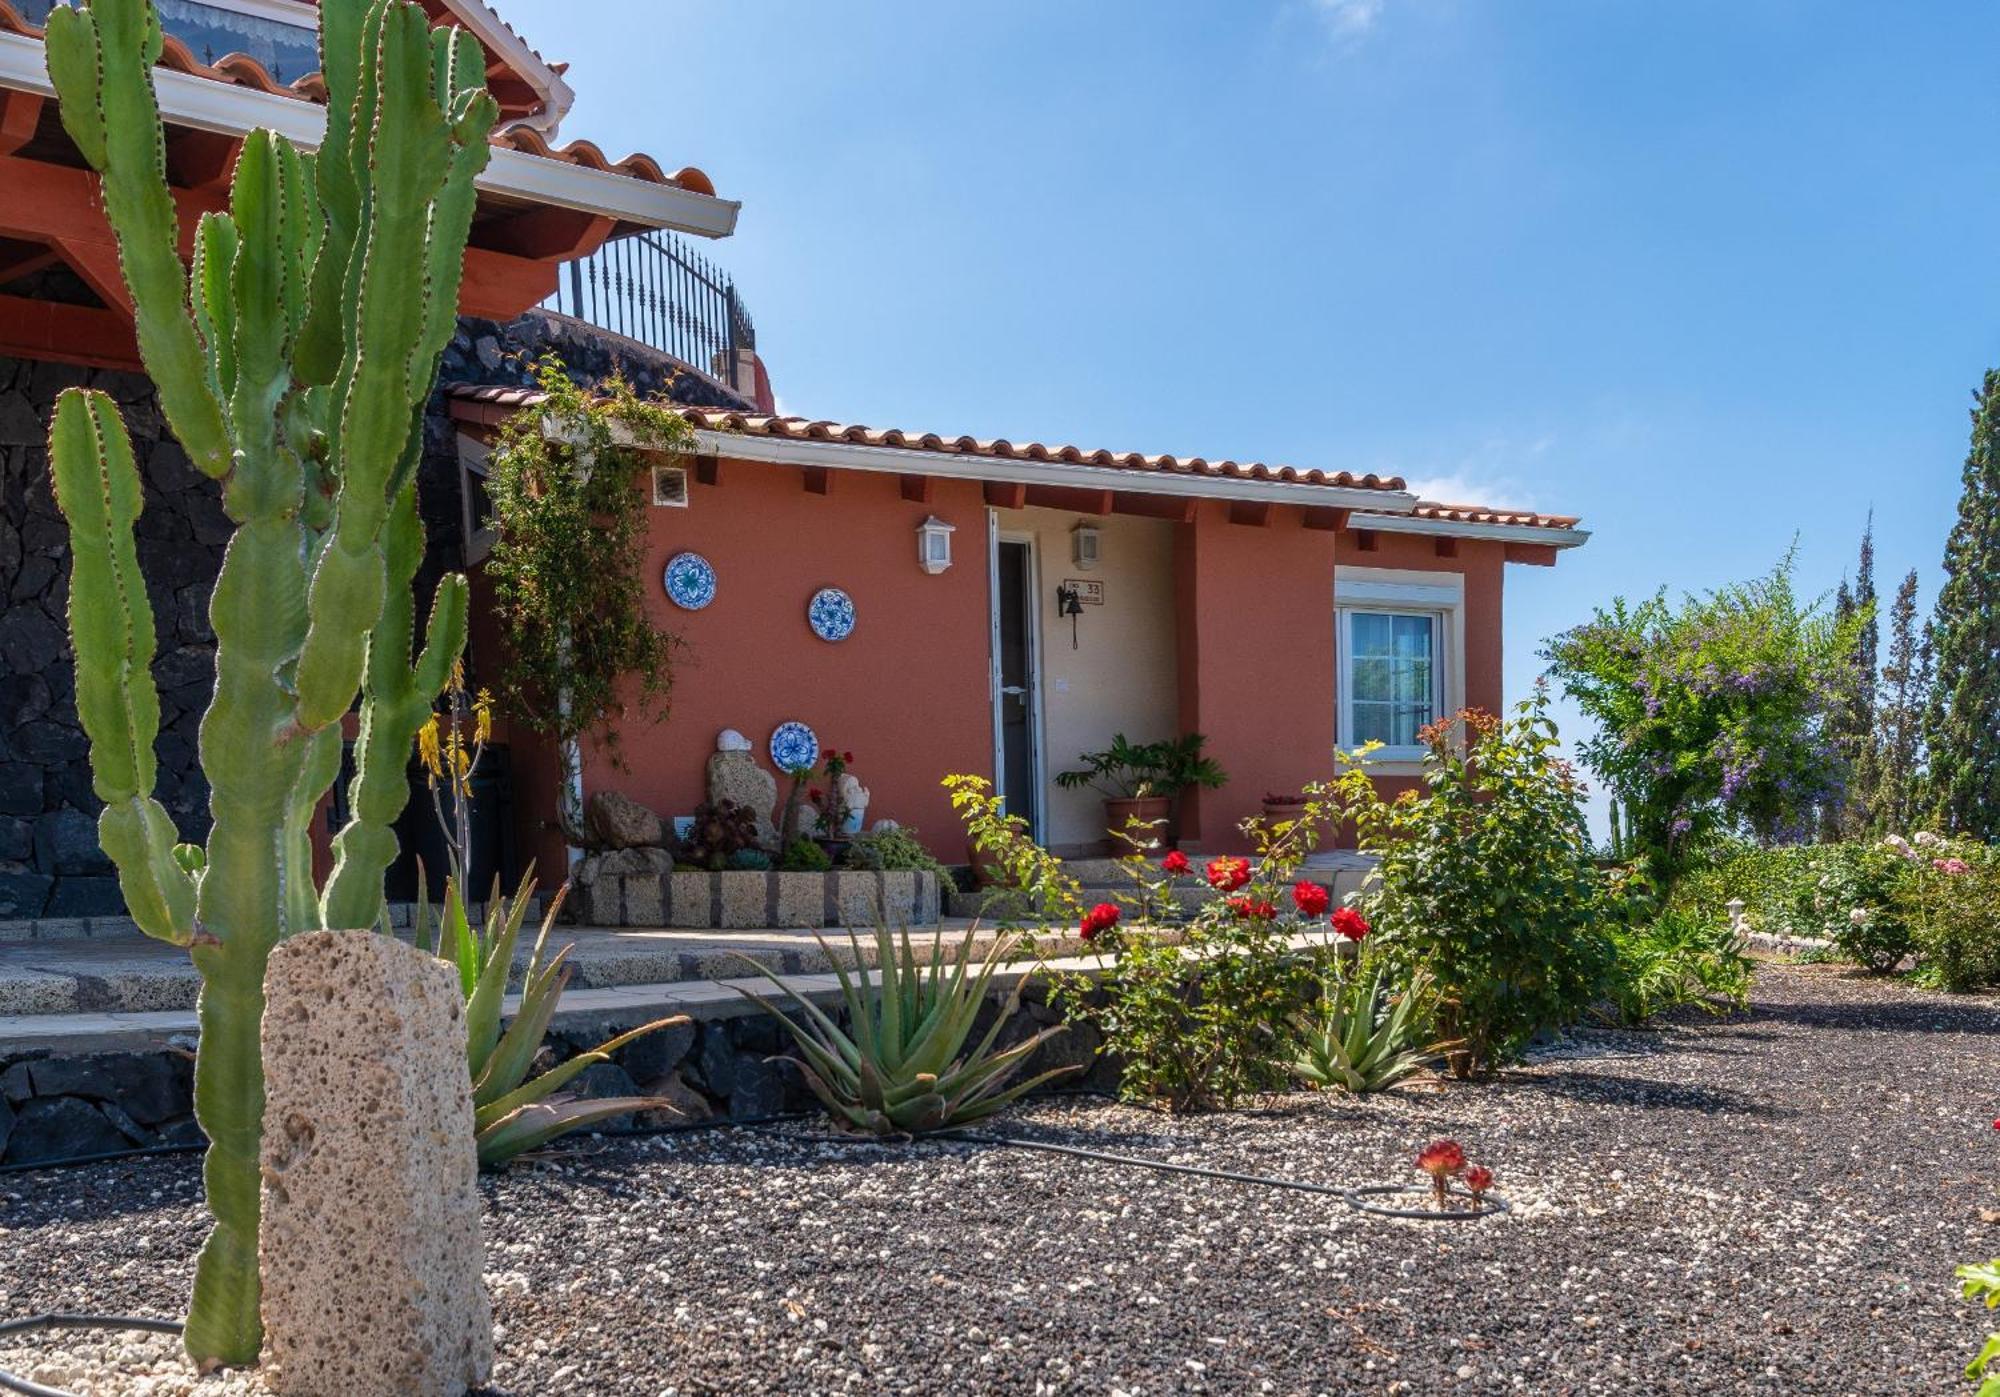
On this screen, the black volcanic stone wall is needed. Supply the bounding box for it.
[1,313,752,920]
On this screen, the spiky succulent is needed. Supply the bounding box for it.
[416,872,686,1165]
[734,925,1079,1135]
[1290,960,1430,1094]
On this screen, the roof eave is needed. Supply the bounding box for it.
[1358,511,1590,549]
[0,30,738,238]
[688,428,1420,513]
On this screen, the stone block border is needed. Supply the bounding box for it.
[570,869,941,930]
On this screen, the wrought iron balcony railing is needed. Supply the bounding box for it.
[542,231,757,400]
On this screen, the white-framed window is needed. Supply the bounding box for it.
[1341,610,1439,751]
[1335,568,1466,765]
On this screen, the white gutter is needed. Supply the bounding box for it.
[687,427,1422,514]
[0,30,739,238]
[1356,511,1590,549]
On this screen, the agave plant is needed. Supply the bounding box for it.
[1290,957,1431,1094]
[734,925,1080,1134]
[416,870,688,1165]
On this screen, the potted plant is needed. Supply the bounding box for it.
[1263,790,1313,828]
[1056,733,1228,851]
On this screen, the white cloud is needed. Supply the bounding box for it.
[1310,0,1386,41]
[1398,434,1555,510]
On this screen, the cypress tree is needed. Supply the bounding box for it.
[1926,370,2000,837]
[1876,569,1930,834]
[1841,517,1880,834]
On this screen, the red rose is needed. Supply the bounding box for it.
[1330,907,1371,942]
[1291,881,1330,918]
[1227,896,1276,921]
[1205,856,1251,892]
[809,787,824,803]
[1161,850,1192,876]
[844,750,855,763]
[1079,902,1121,942]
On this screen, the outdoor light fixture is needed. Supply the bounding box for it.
[1056,581,1085,649]
[1071,521,1101,571]
[917,515,955,574]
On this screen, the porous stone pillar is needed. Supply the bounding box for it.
[259,931,492,1397]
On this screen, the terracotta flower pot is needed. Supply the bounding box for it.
[1104,796,1173,853]
[1262,797,1311,829]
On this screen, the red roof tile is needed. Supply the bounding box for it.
[0,0,714,196]
[1408,502,1582,530]
[447,384,1413,494]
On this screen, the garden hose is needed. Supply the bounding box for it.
[0,1315,184,1397]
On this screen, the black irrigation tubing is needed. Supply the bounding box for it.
[933,1127,1509,1221]
[0,1315,183,1397]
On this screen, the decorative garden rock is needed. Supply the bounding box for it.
[706,751,779,849]
[585,790,667,850]
[259,932,492,1397]
[716,728,753,753]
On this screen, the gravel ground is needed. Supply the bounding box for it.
[2,962,1996,1396]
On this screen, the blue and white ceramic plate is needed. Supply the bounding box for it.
[663,552,717,610]
[770,721,820,774]
[807,587,856,642]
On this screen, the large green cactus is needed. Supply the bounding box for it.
[42,0,496,1368]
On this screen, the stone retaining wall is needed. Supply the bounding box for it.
[0,982,1107,1167]
[571,868,942,930]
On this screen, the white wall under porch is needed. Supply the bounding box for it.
[993,508,1181,852]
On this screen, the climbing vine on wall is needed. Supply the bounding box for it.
[483,357,694,839]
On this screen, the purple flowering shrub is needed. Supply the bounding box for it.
[1543,554,1868,892]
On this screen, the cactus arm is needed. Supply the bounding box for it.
[320,482,466,929]
[47,390,198,945]
[42,0,231,478]
[282,727,342,936]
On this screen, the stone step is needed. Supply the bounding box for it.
[0,922,1071,1024]
[0,898,540,945]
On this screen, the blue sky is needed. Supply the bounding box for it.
[507,0,1998,829]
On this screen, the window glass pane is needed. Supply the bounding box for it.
[1344,610,1437,746]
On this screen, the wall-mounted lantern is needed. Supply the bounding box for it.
[917,515,955,574]
[1071,520,1101,571]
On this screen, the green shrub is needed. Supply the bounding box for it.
[1812,840,1918,972]
[843,826,951,879]
[1603,907,1752,1024]
[1345,698,1615,1078]
[1903,842,2000,993]
[1958,1258,2000,1396]
[779,838,833,873]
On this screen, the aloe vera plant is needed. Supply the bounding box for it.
[1290,959,1431,1094]
[416,873,688,1166]
[41,0,494,1363]
[735,926,1080,1135]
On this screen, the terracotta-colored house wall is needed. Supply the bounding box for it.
[1173,504,1341,848]
[553,458,996,858]
[480,473,1528,869]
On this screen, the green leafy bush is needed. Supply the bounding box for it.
[734,925,1078,1133]
[1903,842,2000,993]
[1346,698,1615,1077]
[779,837,833,873]
[1811,840,1918,972]
[1959,1258,2000,1396]
[844,826,952,880]
[1603,908,1752,1024]
[1543,554,1866,894]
